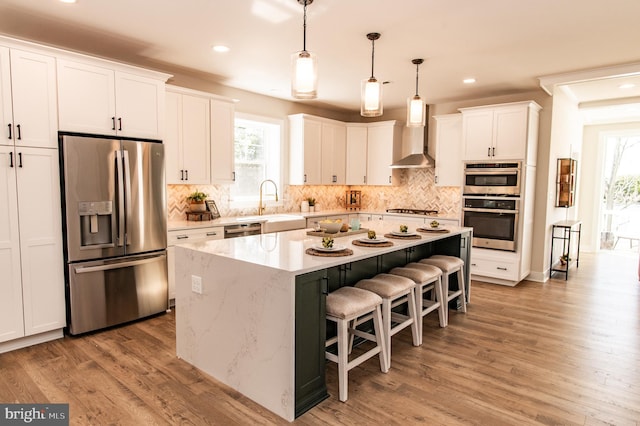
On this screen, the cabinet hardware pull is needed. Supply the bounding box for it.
[112,117,116,130]
[206,232,217,236]
[180,170,184,180]
[492,147,495,156]
[435,176,438,184]
[496,266,507,271]
[7,123,11,140]
[118,117,122,131]
[232,171,236,181]
[363,176,367,184]
[303,174,307,183]
[388,176,392,183]
[332,175,337,183]
[176,235,189,239]
[487,147,491,157]
[18,152,22,168]
[185,170,189,180]
[9,151,13,167]
[16,124,21,140]
[471,263,477,266]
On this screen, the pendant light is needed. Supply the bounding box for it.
[361,32,383,117]
[407,58,426,127]
[291,0,318,99]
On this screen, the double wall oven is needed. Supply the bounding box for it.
[463,162,521,251]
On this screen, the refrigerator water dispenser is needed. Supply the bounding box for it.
[79,201,114,247]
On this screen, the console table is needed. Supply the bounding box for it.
[550,220,582,280]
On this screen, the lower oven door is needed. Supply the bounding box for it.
[67,252,168,335]
[463,209,518,251]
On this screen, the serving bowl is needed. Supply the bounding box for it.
[319,220,342,233]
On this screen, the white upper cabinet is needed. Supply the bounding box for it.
[365,121,402,186]
[165,90,211,184]
[57,58,168,139]
[320,121,346,185]
[345,125,368,185]
[289,114,322,185]
[433,113,463,187]
[210,98,236,183]
[0,47,58,149]
[461,101,541,164]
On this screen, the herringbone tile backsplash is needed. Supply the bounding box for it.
[167,168,461,221]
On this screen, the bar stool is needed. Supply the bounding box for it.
[325,286,388,402]
[354,273,419,369]
[419,255,467,326]
[389,263,445,345]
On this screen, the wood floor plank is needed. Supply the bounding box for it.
[0,251,638,425]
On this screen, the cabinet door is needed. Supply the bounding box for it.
[180,94,211,184]
[15,147,65,335]
[320,122,346,185]
[0,146,24,342]
[0,47,13,147]
[210,99,235,183]
[164,91,183,184]
[290,116,321,185]
[57,58,117,135]
[366,124,395,186]
[434,114,462,186]
[114,71,164,139]
[346,126,367,185]
[492,106,527,160]
[462,109,493,161]
[8,49,58,149]
[295,270,327,417]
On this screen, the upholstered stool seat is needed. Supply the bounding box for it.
[390,263,445,345]
[419,255,467,326]
[354,273,419,369]
[325,286,388,402]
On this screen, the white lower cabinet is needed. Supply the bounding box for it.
[167,227,224,303]
[469,248,520,284]
[0,146,65,345]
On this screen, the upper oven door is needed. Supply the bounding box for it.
[463,162,521,196]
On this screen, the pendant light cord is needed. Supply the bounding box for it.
[370,38,375,79]
[302,0,308,53]
[415,62,420,96]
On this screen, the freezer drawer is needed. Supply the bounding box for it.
[67,252,168,335]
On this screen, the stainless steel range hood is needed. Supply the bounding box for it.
[390,126,435,168]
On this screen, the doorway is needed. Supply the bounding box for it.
[598,132,640,253]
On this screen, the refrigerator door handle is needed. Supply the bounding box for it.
[74,256,163,274]
[115,149,125,246]
[123,149,133,246]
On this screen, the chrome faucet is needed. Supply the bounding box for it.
[258,179,278,215]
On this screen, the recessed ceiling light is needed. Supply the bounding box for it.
[463,78,476,84]
[212,45,229,53]
[60,0,77,3]
[619,83,635,89]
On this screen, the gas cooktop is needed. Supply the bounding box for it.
[386,208,439,215]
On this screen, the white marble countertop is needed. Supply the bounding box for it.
[177,220,471,275]
[168,209,459,231]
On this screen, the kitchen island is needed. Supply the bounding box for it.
[174,221,472,421]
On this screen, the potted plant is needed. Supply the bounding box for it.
[187,190,208,212]
[307,197,316,212]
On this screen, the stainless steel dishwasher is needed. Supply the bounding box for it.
[223,223,262,238]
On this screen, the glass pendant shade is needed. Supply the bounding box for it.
[361,77,383,117]
[407,95,426,127]
[291,50,318,99]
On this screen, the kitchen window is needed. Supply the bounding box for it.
[230,114,283,208]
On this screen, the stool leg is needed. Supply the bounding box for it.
[408,288,420,347]
[382,299,392,370]
[372,305,389,373]
[458,267,467,313]
[434,276,446,327]
[415,284,424,346]
[337,319,349,402]
[441,273,450,327]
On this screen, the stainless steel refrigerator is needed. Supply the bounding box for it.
[59,133,168,335]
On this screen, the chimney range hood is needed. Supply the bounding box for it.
[390,126,435,168]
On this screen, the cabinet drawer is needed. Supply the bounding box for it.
[168,227,224,245]
[469,256,518,280]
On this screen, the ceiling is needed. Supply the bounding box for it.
[2,0,640,115]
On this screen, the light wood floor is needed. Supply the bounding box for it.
[1,251,638,425]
